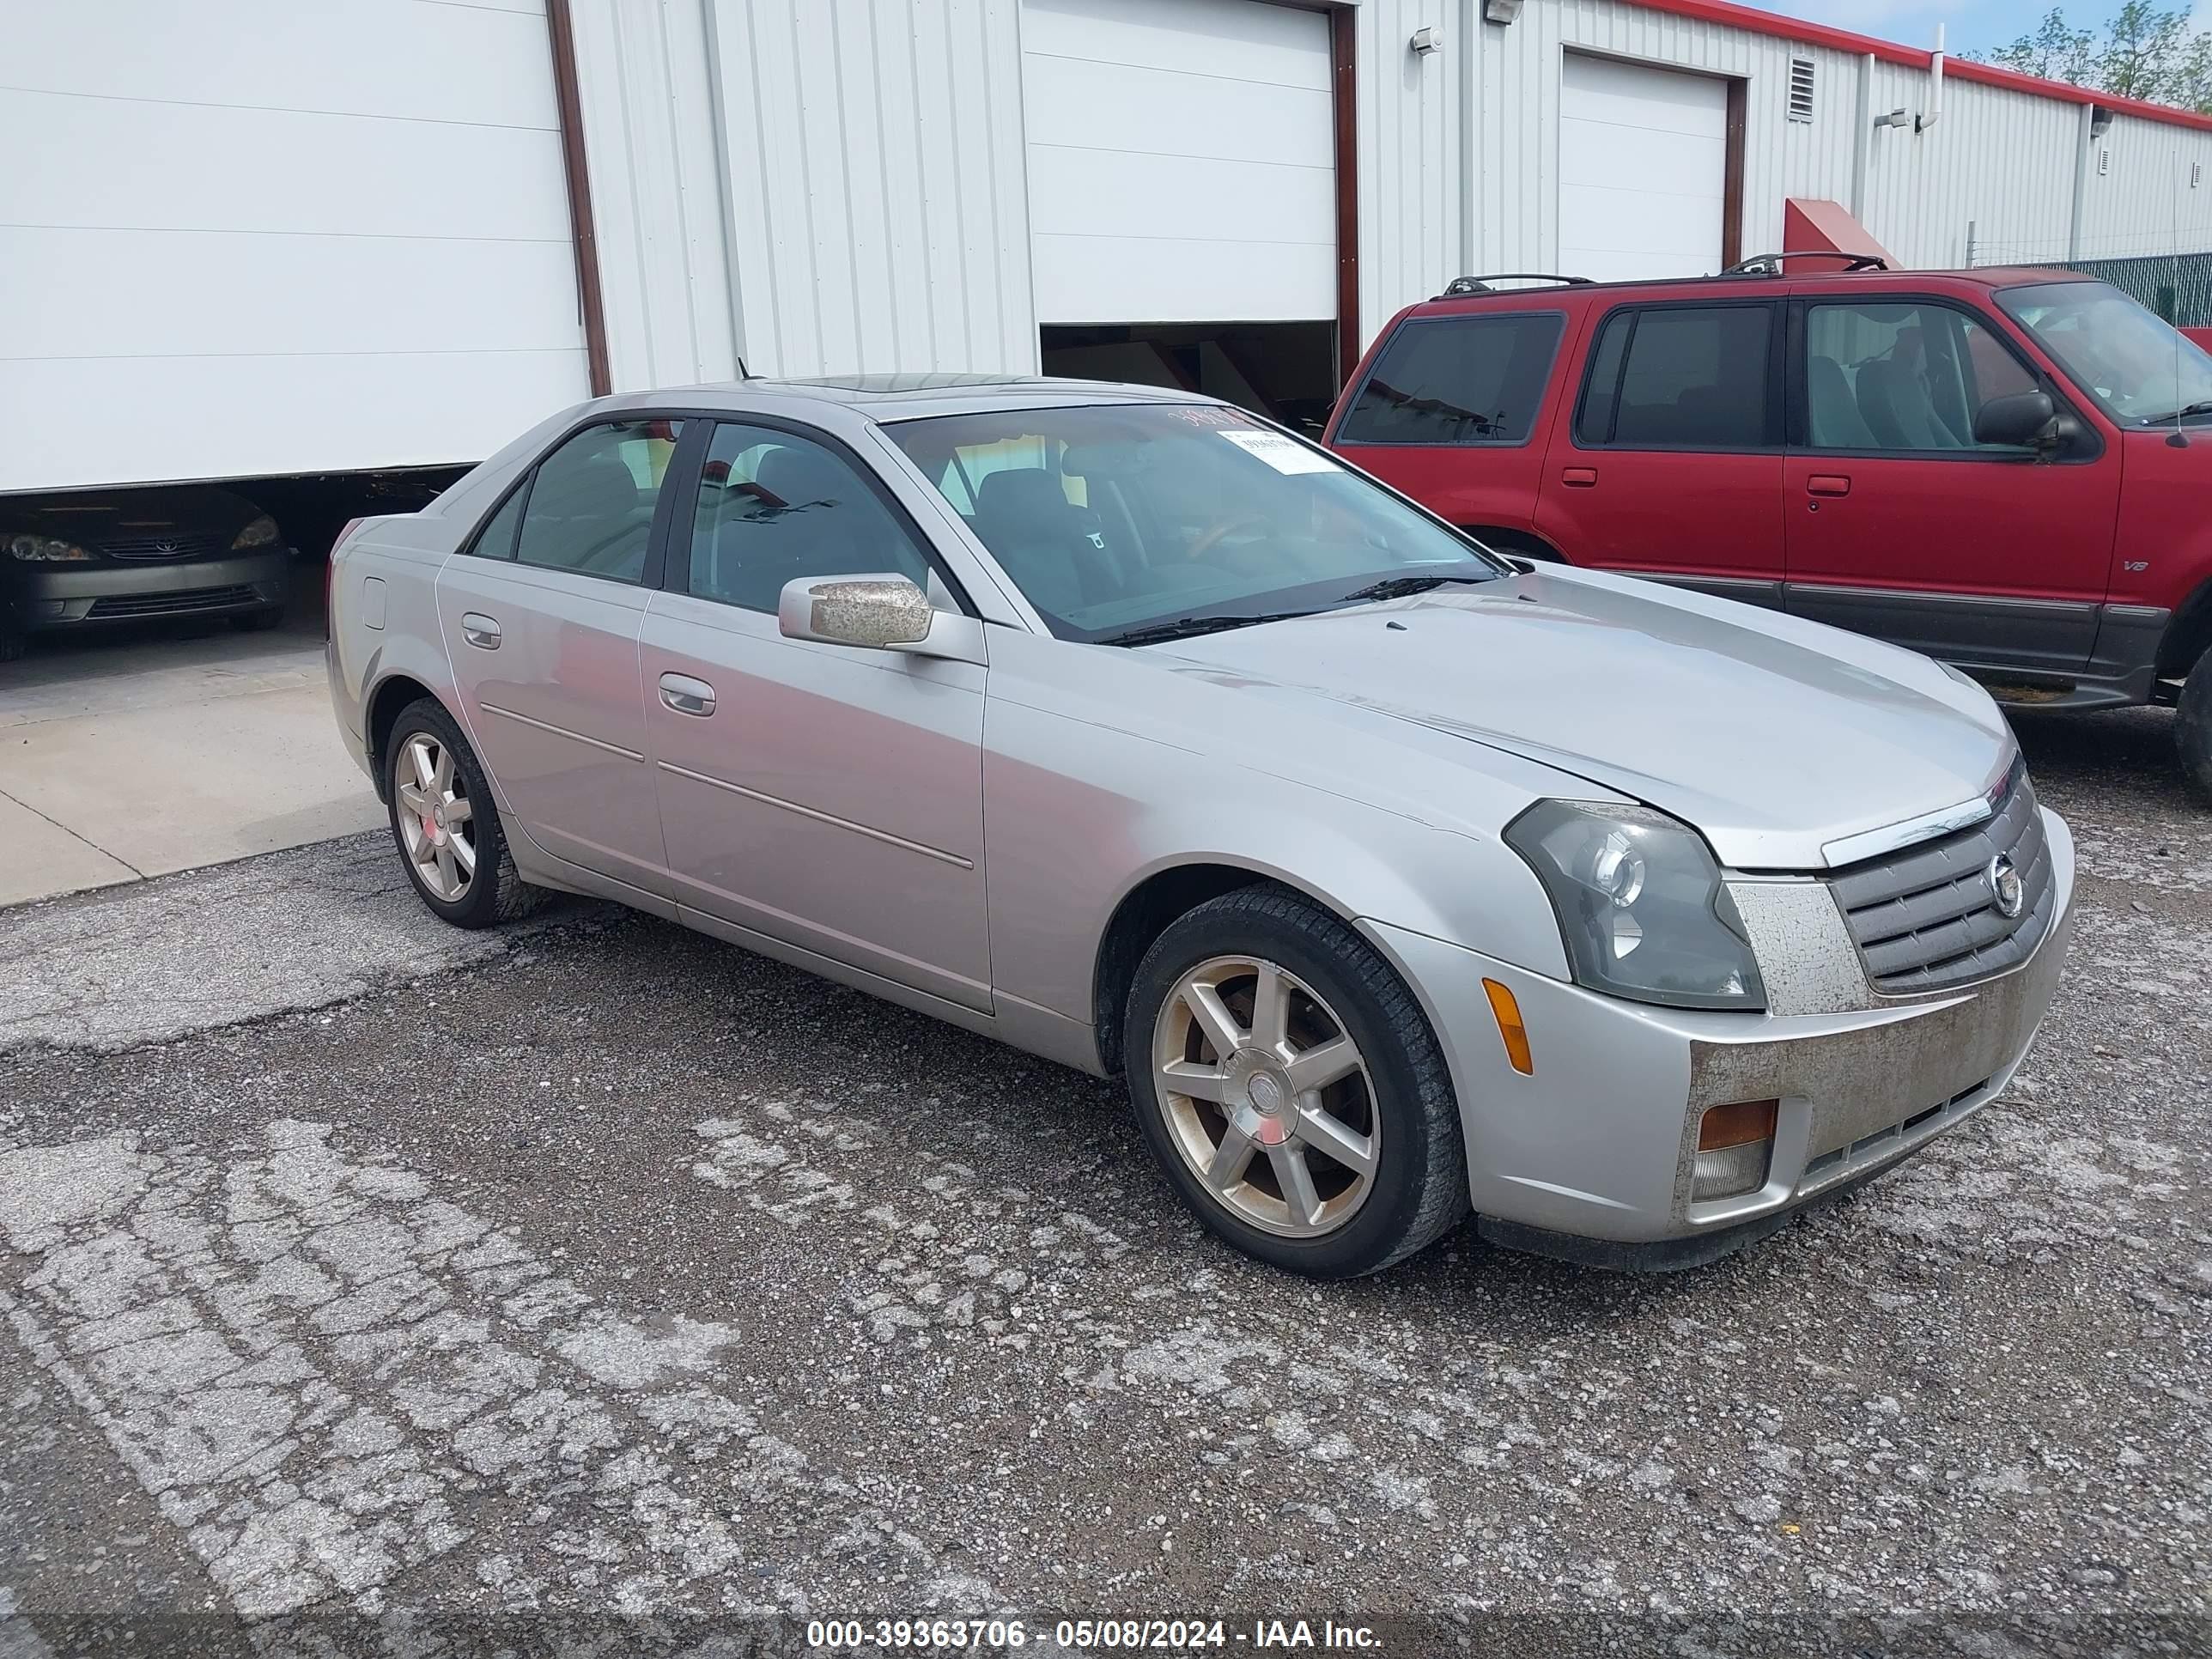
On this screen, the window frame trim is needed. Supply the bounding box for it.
[1331,308,1571,449]
[1568,297,1787,456]
[659,411,980,619]
[1785,292,2106,465]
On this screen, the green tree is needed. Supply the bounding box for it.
[1978,3,2212,113]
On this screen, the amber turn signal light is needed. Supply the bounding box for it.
[1698,1097,1779,1151]
[1480,978,1534,1075]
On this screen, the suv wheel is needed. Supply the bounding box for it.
[384,698,544,927]
[2180,649,2212,805]
[1125,887,1470,1278]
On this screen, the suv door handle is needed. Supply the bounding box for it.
[460,612,501,649]
[1807,474,1852,498]
[1561,466,1599,488]
[659,672,716,717]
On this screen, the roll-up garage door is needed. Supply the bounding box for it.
[0,1,592,491]
[1558,53,1731,283]
[1020,0,1337,325]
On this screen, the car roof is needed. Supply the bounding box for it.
[594,374,1218,424]
[1401,266,2100,319]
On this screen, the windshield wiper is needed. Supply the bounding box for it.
[1096,611,1320,647]
[2136,401,2212,424]
[1339,573,1498,603]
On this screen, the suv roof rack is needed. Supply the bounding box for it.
[1437,272,1593,297]
[1723,252,1891,276]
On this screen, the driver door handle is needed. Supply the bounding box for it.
[659,672,716,717]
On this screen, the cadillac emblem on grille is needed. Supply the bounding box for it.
[1987,853,2025,920]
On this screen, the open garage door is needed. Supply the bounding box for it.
[1022,0,1343,428]
[1559,54,1736,283]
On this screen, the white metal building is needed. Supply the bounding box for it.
[6,0,2212,495]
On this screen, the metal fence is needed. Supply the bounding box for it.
[2008,251,2212,327]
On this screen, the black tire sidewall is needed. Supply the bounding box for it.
[2181,650,2212,804]
[385,699,514,928]
[1125,892,1462,1278]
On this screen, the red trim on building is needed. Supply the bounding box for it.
[1627,0,2212,137]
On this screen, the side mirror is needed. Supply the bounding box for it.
[778,573,935,648]
[1973,389,2057,450]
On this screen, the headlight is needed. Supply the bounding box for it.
[1506,800,1766,1012]
[231,514,279,550]
[5,533,92,562]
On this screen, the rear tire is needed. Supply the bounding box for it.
[1125,886,1470,1278]
[2180,649,2212,805]
[384,698,545,928]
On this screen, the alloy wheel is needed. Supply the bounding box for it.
[393,732,477,902]
[1150,955,1379,1237]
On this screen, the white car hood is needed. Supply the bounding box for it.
[1146,568,2016,871]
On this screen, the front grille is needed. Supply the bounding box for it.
[1827,759,2054,994]
[99,532,226,561]
[87,585,259,619]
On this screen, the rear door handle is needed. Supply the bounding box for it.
[659,672,716,717]
[1807,474,1852,498]
[460,612,501,649]
[1561,466,1599,488]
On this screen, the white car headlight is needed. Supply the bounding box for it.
[231,514,280,550]
[1506,800,1767,1012]
[5,533,92,563]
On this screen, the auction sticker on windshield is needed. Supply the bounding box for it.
[1219,429,1340,474]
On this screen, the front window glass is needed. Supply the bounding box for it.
[1998,281,2212,425]
[685,422,933,614]
[1335,313,1566,446]
[884,404,1507,643]
[1803,301,2039,451]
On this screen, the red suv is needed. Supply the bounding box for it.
[1325,260,2212,799]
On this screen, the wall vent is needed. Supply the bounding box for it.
[1787,58,1816,123]
[2098,148,2112,177]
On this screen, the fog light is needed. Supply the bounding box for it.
[1692,1098,1778,1200]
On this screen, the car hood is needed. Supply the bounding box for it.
[1141,568,2015,871]
[0,486,263,544]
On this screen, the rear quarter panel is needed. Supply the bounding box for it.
[1326,299,1591,542]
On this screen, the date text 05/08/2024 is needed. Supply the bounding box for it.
[805,1619,1385,1651]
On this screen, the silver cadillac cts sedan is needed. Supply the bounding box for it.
[327,376,2074,1279]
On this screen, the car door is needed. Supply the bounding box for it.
[637,417,992,1012]
[434,416,686,896]
[1531,300,1787,606]
[1782,295,2120,672]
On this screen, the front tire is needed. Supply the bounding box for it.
[384,698,544,928]
[1125,886,1470,1278]
[2180,649,2212,805]
[228,606,284,633]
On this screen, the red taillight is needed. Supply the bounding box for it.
[327,518,366,625]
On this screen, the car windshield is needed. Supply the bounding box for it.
[882,403,1508,643]
[1997,280,2212,425]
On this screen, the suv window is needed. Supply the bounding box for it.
[1336,313,1566,445]
[685,423,933,614]
[1577,305,1773,449]
[514,420,684,582]
[1804,301,2040,451]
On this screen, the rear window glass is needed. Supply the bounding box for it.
[1577,306,1773,449]
[1336,313,1566,445]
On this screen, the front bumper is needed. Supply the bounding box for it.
[1364,806,2076,1267]
[9,549,291,629]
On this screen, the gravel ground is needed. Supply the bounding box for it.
[0,707,2205,1657]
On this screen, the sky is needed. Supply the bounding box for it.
[1742,0,2211,59]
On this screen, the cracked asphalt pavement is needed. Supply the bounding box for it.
[0,708,2207,1656]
